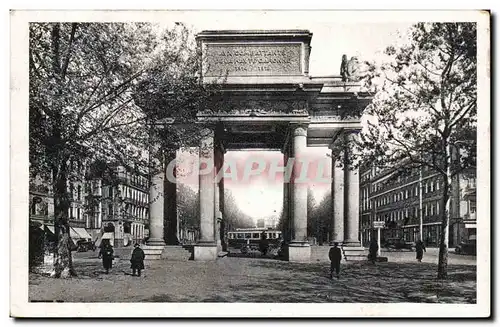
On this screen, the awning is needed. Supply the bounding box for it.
[45,225,55,235]
[69,227,81,240]
[72,227,92,240]
[101,232,114,240]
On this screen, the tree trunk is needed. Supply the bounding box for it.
[51,160,77,278]
[437,145,452,280]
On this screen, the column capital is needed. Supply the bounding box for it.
[291,124,308,137]
[200,127,215,138]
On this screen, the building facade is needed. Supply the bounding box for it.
[359,165,477,248]
[99,165,150,247]
[29,158,92,248]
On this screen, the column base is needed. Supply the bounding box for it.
[329,240,344,246]
[147,238,166,246]
[287,242,311,262]
[194,243,218,261]
[343,240,361,247]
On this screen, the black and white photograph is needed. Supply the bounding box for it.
[10,9,490,318]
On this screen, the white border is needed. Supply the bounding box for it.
[9,9,491,318]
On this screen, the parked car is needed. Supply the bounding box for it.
[384,238,414,251]
[455,240,476,255]
[76,240,96,252]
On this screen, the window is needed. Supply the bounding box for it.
[470,202,476,213]
[77,208,81,220]
[405,189,409,199]
[436,180,440,190]
[425,182,428,193]
[245,233,251,239]
[430,181,434,192]
[108,204,113,215]
[252,233,260,239]
[77,185,82,201]
[436,202,440,214]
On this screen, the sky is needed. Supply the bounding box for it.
[169,14,413,220]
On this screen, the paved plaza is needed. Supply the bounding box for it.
[29,247,476,303]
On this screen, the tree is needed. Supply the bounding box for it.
[177,183,200,242]
[359,23,477,279]
[29,22,219,277]
[224,190,255,230]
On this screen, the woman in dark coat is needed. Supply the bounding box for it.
[98,240,114,274]
[415,240,426,262]
[130,243,145,276]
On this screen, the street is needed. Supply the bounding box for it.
[29,246,476,303]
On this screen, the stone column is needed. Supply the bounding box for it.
[214,141,223,253]
[343,132,361,247]
[164,149,179,245]
[330,150,345,244]
[194,128,217,261]
[147,143,165,247]
[281,150,290,243]
[288,125,310,262]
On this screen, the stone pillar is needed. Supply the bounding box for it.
[330,150,345,244]
[194,128,217,261]
[214,141,223,253]
[343,132,361,247]
[288,125,310,262]
[147,145,165,247]
[282,150,291,243]
[164,149,179,245]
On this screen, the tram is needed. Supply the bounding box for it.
[227,228,282,250]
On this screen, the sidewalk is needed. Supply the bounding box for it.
[29,255,476,303]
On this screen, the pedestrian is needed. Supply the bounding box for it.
[98,239,114,274]
[329,242,342,279]
[368,239,379,264]
[130,243,145,276]
[259,232,269,256]
[415,239,426,262]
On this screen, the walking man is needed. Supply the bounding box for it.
[415,239,426,262]
[130,243,145,276]
[329,242,342,279]
[368,239,379,264]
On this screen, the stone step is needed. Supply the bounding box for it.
[342,247,368,262]
[160,245,192,261]
[218,251,229,258]
[143,245,165,260]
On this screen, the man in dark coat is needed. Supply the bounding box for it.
[259,232,269,256]
[98,240,114,274]
[329,242,342,279]
[368,239,379,264]
[415,240,426,262]
[130,243,145,276]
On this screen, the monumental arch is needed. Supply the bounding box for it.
[146,30,373,262]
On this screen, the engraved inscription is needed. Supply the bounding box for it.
[205,44,302,76]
